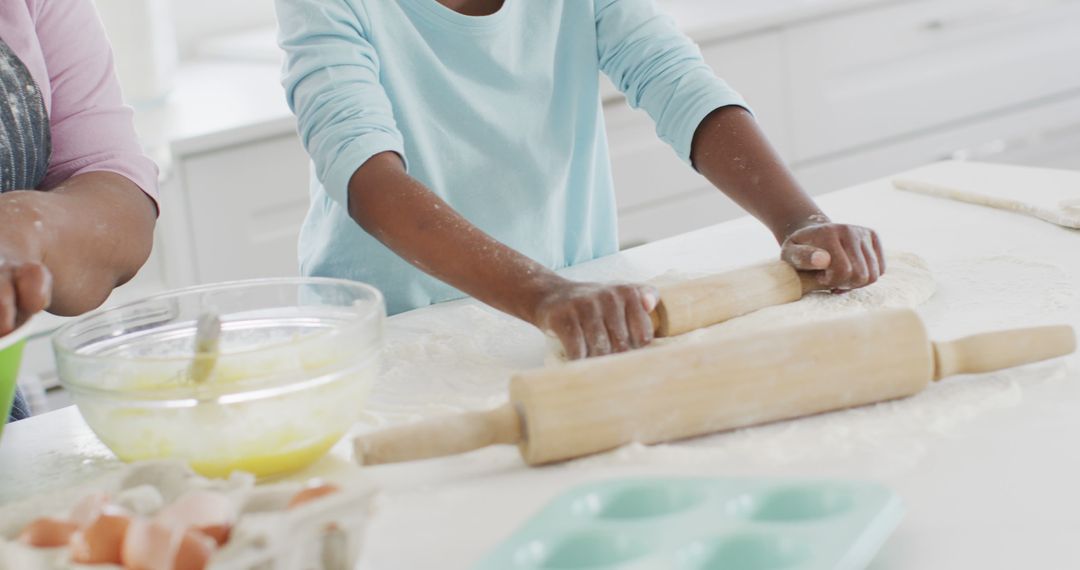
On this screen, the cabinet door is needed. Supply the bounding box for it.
[605,31,788,248]
[181,135,311,283]
[794,94,1080,195]
[618,188,745,249]
[786,0,1080,162]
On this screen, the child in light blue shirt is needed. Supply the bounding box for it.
[277,0,885,359]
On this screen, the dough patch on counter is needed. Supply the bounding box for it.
[892,161,1080,229]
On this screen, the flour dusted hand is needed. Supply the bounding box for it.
[781,220,885,291]
[0,202,52,335]
[532,281,659,360]
[0,259,51,336]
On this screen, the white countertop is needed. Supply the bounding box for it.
[3,161,1079,568]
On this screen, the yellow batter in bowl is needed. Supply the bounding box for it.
[53,278,384,480]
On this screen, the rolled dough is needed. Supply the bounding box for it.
[893,161,1080,229]
[549,252,935,359]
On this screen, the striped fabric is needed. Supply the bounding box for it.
[0,36,51,193]
[1,36,49,421]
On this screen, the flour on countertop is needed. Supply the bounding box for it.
[367,253,936,422]
[359,304,547,428]
[357,251,1074,472]
[572,362,1069,476]
[918,254,1078,338]
[358,250,1075,472]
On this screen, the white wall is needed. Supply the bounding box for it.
[170,0,277,55]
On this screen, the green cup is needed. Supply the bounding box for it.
[1,323,29,440]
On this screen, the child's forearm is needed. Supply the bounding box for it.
[345,152,657,358]
[689,106,826,243]
[346,152,564,322]
[690,106,885,290]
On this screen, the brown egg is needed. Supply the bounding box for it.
[173,529,215,570]
[122,518,217,570]
[155,490,235,530]
[288,482,341,509]
[70,509,131,564]
[17,517,78,548]
[194,523,231,546]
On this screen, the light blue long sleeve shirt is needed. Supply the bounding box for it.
[277,0,746,315]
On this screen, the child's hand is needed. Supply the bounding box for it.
[780,222,885,291]
[532,280,659,360]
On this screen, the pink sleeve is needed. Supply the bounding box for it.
[33,0,160,205]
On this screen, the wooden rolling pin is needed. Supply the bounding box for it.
[650,261,825,337]
[355,309,1076,467]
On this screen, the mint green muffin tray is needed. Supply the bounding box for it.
[474,478,903,570]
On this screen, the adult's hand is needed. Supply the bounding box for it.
[0,259,51,335]
[0,201,52,335]
[0,174,155,323]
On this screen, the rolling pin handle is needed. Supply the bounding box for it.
[354,403,523,466]
[798,270,828,295]
[933,324,1077,380]
[649,304,667,337]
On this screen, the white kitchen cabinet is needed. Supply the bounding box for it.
[785,0,1080,162]
[610,0,1080,249]
[606,31,789,248]
[179,135,311,284]
[794,93,1080,195]
[617,188,747,248]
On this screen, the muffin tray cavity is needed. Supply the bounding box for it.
[474,478,903,570]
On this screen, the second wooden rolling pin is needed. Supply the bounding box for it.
[649,261,825,337]
[354,308,1076,467]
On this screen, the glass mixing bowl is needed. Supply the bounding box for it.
[53,278,384,480]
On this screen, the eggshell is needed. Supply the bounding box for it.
[173,529,215,570]
[288,482,341,509]
[194,523,231,546]
[122,517,217,570]
[155,490,235,529]
[17,517,78,548]
[122,517,179,570]
[115,484,167,516]
[70,490,110,528]
[70,509,131,564]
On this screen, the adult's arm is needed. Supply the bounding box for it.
[34,0,159,201]
[0,173,156,331]
[0,0,160,334]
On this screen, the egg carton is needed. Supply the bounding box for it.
[0,461,378,570]
[473,477,903,570]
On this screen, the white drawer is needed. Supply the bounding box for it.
[605,31,789,213]
[181,135,311,283]
[794,93,1080,194]
[618,188,743,249]
[786,0,1080,162]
